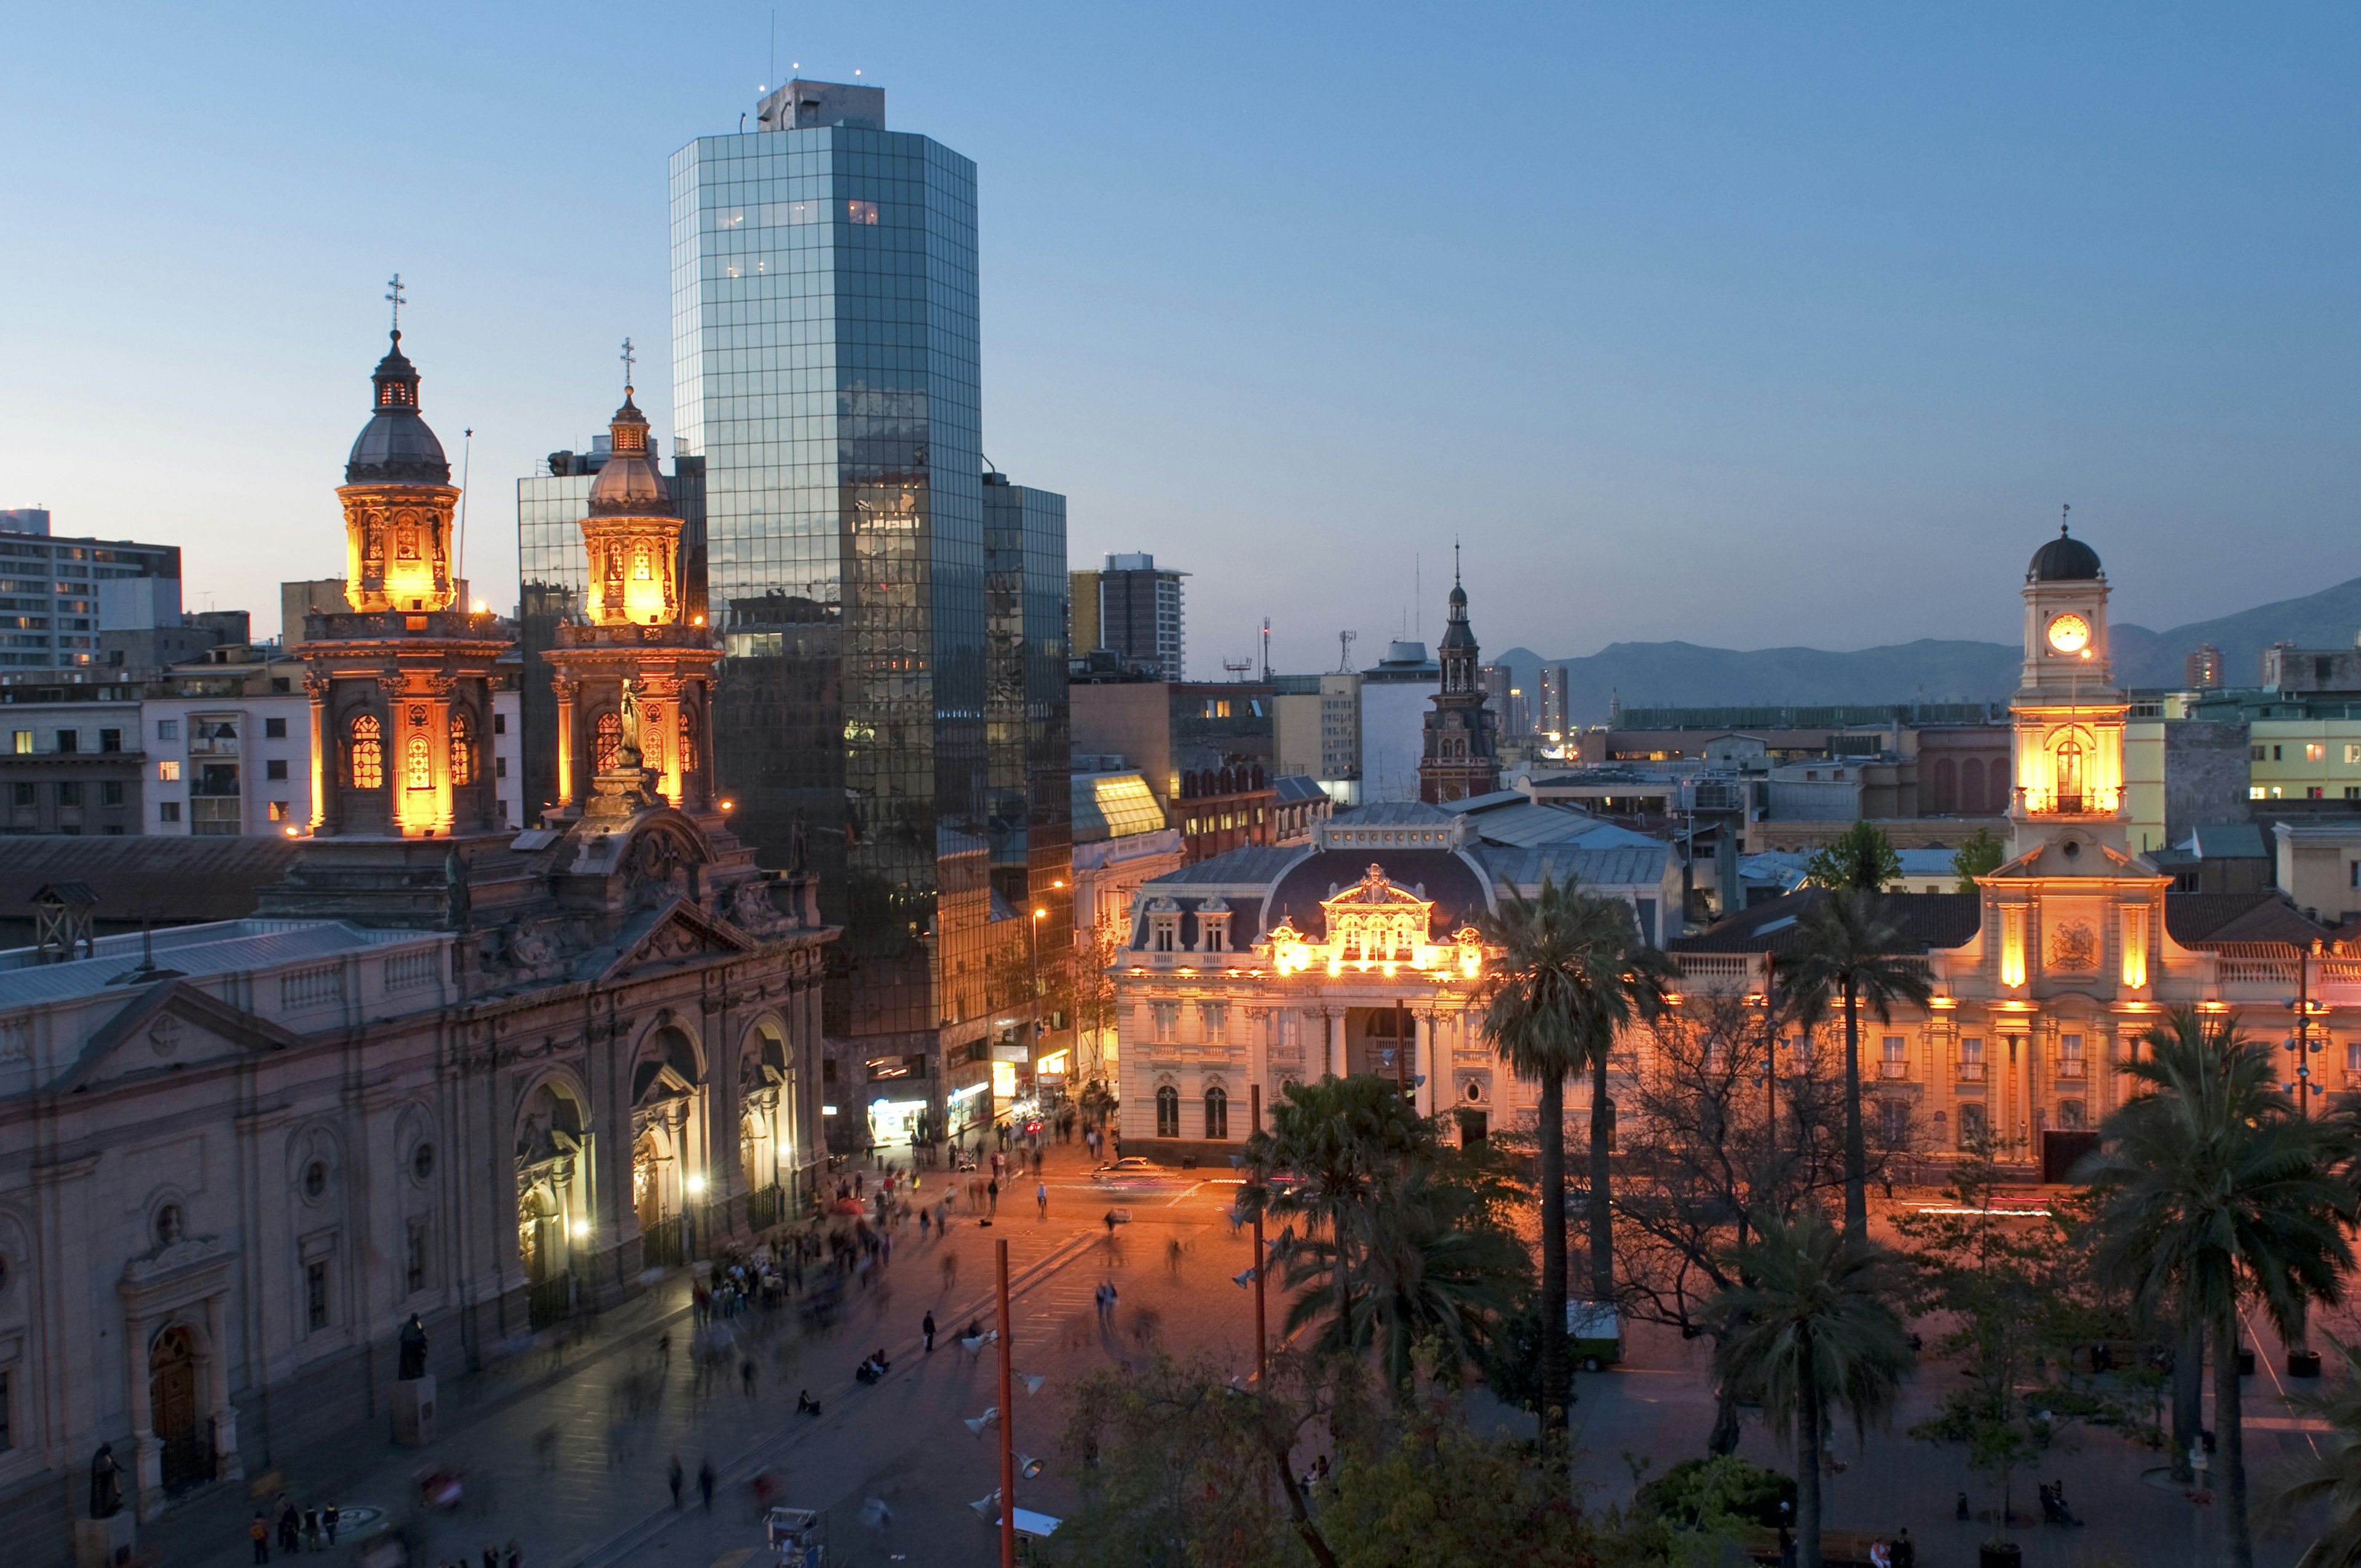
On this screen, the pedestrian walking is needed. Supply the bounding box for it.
[323,1504,339,1545]
[987,1176,1000,1216]
[505,1540,523,1568]
[248,1511,271,1564]
[484,1546,499,1568]
[923,1310,937,1352]
[668,1454,684,1509]
[1891,1529,1916,1568]
[276,1499,299,1555]
[1036,1180,1048,1219]
[741,1357,758,1399]
[698,1457,716,1512]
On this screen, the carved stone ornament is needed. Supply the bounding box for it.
[2046,919,2100,972]
[122,1231,230,1285]
[148,1015,183,1058]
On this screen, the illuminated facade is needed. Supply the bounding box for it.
[540,392,721,817]
[0,329,841,1551]
[1673,526,2361,1180]
[1109,803,1678,1156]
[1418,564,1501,805]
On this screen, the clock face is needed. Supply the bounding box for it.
[2047,613,2091,655]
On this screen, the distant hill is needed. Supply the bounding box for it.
[1495,576,2361,727]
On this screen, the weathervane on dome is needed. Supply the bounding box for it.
[386,272,406,338]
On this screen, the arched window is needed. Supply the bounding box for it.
[448,710,475,786]
[640,703,664,771]
[2054,735,2084,811]
[405,734,432,790]
[595,711,622,773]
[633,546,652,581]
[349,714,384,789]
[1155,1085,1180,1138]
[1203,1085,1228,1140]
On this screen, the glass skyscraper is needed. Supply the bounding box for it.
[671,80,1061,1130]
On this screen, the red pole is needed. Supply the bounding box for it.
[997,1236,1015,1568]
[1250,1083,1267,1384]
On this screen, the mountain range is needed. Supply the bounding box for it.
[1493,576,2361,728]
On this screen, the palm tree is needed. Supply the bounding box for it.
[1782,890,1932,1238]
[1278,1160,1529,1391]
[1477,875,1677,1444]
[1708,1206,1914,1568]
[1247,1073,1431,1339]
[2082,1008,2357,1568]
[2261,1334,2361,1568]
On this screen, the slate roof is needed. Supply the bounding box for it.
[0,918,430,1009]
[1473,843,1671,892]
[1145,846,1308,886]
[1338,800,1460,827]
[1271,774,1329,806]
[2164,891,2331,950]
[2182,823,2270,860]
[0,835,301,927]
[1672,889,1982,955]
[1267,848,1492,937]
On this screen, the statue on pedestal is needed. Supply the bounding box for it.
[87,1443,123,1519]
[397,1314,429,1381]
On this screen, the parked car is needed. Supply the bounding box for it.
[1090,1157,1195,1197]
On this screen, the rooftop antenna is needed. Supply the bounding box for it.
[1222,656,1252,683]
[1337,629,1356,673]
[621,336,636,394]
[384,272,406,336]
[456,428,474,609]
[1261,618,1271,682]
[769,8,777,90]
[1415,553,1422,640]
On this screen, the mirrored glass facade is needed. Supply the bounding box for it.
[669,112,988,1070]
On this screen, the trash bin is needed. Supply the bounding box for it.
[1180,1154,1197,1170]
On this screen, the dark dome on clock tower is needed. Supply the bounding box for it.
[2027,524,2102,584]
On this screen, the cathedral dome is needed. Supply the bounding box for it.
[586,391,671,517]
[345,332,451,485]
[2027,524,2102,583]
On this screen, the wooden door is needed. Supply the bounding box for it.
[151,1326,209,1491]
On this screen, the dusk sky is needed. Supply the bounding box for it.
[4,4,2355,676]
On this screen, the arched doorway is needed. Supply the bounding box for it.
[150,1326,210,1492]
[515,1082,587,1328]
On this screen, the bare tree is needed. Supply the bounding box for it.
[1614,990,1924,1453]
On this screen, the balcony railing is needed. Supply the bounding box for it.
[2017,786,2121,816]
[1878,1060,1910,1081]
[1956,1061,1986,1082]
[2055,1058,2086,1079]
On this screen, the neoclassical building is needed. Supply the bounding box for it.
[0,334,836,1548]
[1112,530,2361,1180]
[1674,525,2361,1177]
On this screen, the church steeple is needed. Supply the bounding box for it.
[1419,551,1500,805]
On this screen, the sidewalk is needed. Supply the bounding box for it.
[135,1170,1101,1568]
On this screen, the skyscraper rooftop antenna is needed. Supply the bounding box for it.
[620,337,636,396]
[1454,537,1461,586]
[385,273,406,337]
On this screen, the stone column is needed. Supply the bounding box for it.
[125,1314,159,1521]
[203,1294,241,1482]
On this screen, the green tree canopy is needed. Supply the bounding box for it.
[1801,821,1901,894]
[1950,826,2004,891]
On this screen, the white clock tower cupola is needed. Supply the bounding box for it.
[2007,519,2129,857]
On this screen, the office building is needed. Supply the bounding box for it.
[1539,663,1569,737]
[1074,553,1186,678]
[1359,639,1439,803]
[0,508,182,676]
[2186,644,2223,690]
[671,79,1065,1131]
[983,472,1074,925]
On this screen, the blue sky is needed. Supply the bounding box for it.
[2,3,2354,674]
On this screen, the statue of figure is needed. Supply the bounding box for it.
[397,1312,429,1381]
[89,1442,123,1519]
[617,680,644,771]
[788,808,809,877]
[443,847,470,931]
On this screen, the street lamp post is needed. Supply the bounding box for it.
[997,1237,1016,1568]
[1249,1082,1267,1385]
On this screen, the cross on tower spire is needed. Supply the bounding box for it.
[620,337,636,395]
[2061,501,2071,534]
[385,273,406,337]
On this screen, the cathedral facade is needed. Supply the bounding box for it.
[0,336,836,1548]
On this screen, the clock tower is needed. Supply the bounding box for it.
[2007,522,2129,858]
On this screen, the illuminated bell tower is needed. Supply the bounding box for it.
[2007,521,2129,858]
[542,388,721,822]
